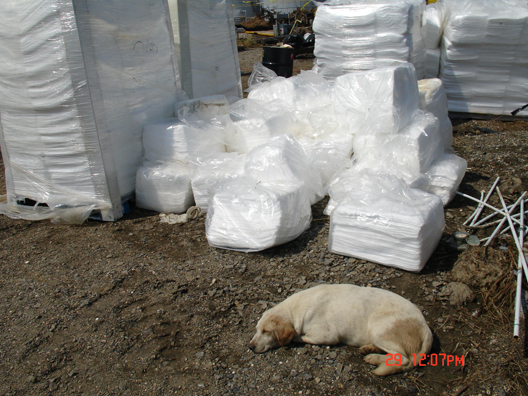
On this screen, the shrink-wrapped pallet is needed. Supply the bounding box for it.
[328,170,445,272]
[142,118,226,164]
[190,152,246,212]
[334,63,420,136]
[168,0,242,99]
[425,153,467,205]
[439,0,528,116]
[244,134,325,205]
[206,179,312,252]
[0,0,184,223]
[424,5,442,50]
[135,162,194,213]
[313,0,426,80]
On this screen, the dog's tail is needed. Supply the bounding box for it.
[406,326,433,370]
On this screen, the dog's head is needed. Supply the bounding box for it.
[248,311,295,353]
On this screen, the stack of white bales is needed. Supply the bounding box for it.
[312,0,426,80]
[326,63,465,271]
[0,0,184,223]
[439,0,528,116]
[136,96,228,213]
[424,4,443,78]
[206,134,321,252]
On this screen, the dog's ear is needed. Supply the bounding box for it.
[272,319,295,347]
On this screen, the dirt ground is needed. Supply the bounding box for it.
[1,48,528,396]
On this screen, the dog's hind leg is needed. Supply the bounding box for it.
[359,344,384,355]
[364,352,410,376]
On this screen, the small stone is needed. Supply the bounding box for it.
[28,375,37,383]
[329,351,337,359]
[195,351,205,358]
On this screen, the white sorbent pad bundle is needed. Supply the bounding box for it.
[312,0,426,80]
[190,152,246,212]
[135,162,194,214]
[176,95,230,118]
[142,118,226,164]
[418,78,453,150]
[0,0,184,223]
[227,118,272,154]
[425,153,467,205]
[328,170,445,272]
[206,179,312,252]
[334,63,419,136]
[247,77,296,109]
[425,49,441,78]
[424,4,442,50]
[439,0,528,116]
[244,134,325,205]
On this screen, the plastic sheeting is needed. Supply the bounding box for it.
[142,118,226,165]
[312,0,426,80]
[169,0,242,99]
[425,152,467,205]
[190,152,246,212]
[0,0,184,223]
[206,179,312,252]
[328,169,445,272]
[418,78,453,150]
[334,63,420,136]
[135,162,194,213]
[438,0,528,116]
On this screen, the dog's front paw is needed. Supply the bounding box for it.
[363,353,384,366]
[359,344,380,355]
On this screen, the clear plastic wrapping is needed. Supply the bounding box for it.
[135,161,194,213]
[0,0,184,223]
[425,152,467,206]
[328,169,445,272]
[424,4,442,50]
[244,134,325,205]
[418,78,453,149]
[425,49,441,78]
[190,152,246,212]
[205,179,312,252]
[142,118,226,164]
[334,63,420,136]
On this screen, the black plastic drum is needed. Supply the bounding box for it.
[262,46,294,78]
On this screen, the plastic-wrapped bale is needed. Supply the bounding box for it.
[135,162,194,213]
[352,110,444,188]
[142,118,226,164]
[424,4,442,50]
[293,71,335,114]
[0,0,184,223]
[439,0,528,116]
[425,153,467,205]
[418,78,453,149]
[206,179,312,252]
[244,134,325,205]
[425,49,440,78]
[334,63,419,136]
[328,170,445,272]
[226,118,271,154]
[247,77,297,110]
[190,152,246,212]
[168,0,242,99]
[312,1,426,80]
[298,132,354,191]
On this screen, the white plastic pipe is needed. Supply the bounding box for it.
[464,191,485,226]
[484,194,526,246]
[514,199,524,339]
[469,177,500,226]
[496,188,528,283]
[474,197,528,227]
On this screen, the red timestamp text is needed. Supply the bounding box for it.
[385,353,465,366]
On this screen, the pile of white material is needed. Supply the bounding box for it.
[168,0,242,99]
[206,179,312,252]
[326,64,465,269]
[424,4,442,78]
[135,162,194,214]
[438,0,528,116]
[0,0,184,223]
[312,0,426,80]
[328,170,445,272]
[205,134,322,251]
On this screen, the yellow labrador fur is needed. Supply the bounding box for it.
[249,284,432,376]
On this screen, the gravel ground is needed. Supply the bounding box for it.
[1,48,528,396]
